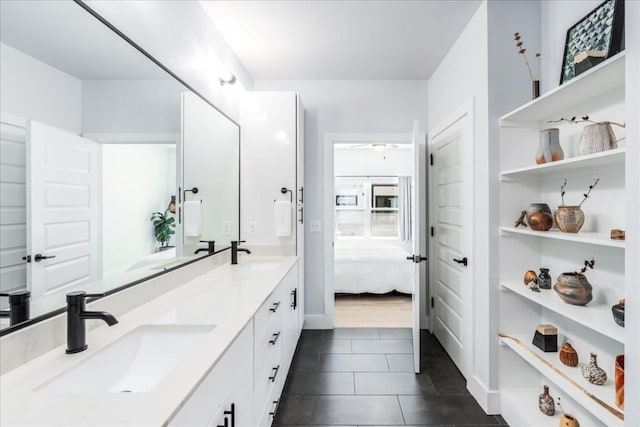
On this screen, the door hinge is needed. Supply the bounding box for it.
[430,226,434,237]
[431,297,434,308]
[429,153,433,166]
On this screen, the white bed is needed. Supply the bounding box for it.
[334,239,413,294]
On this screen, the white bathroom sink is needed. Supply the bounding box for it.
[37,324,215,393]
[244,261,281,271]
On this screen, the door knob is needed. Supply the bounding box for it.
[453,257,468,267]
[406,255,427,263]
[34,254,56,262]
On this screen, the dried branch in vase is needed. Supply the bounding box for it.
[576,258,595,275]
[548,116,625,128]
[514,32,540,82]
[558,178,599,206]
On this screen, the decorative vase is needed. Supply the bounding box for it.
[532,80,540,99]
[559,343,579,367]
[526,203,553,231]
[554,206,585,233]
[581,353,607,385]
[538,385,555,416]
[578,122,617,155]
[615,354,624,409]
[538,268,552,289]
[559,414,580,427]
[554,273,593,305]
[611,299,625,327]
[536,128,564,164]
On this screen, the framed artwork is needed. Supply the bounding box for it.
[559,0,624,85]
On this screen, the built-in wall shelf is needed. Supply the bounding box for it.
[500,388,559,427]
[500,53,625,127]
[500,281,624,343]
[500,227,625,249]
[499,335,623,427]
[500,148,626,180]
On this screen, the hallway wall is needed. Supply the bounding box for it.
[254,80,428,322]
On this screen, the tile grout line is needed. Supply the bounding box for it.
[396,394,407,425]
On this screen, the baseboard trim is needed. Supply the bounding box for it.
[468,375,501,414]
[303,314,333,329]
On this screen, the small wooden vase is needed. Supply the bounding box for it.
[559,343,579,367]
[559,414,580,427]
[615,354,624,409]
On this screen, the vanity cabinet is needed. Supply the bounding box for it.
[497,54,626,426]
[169,261,302,427]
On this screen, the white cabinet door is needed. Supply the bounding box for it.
[210,355,253,427]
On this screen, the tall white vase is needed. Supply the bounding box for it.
[536,128,564,164]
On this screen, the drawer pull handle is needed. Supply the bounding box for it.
[269,365,281,382]
[291,288,297,309]
[216,417,229,427]
[223,403,235,427]
[269,399,280,417]
[269,301,281,313]
[269,331,281,345]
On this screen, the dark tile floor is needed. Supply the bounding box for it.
[274,328,508,427]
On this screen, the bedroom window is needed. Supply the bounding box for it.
[371,184,399,237]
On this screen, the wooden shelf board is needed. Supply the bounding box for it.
[500,335,623,427]
[500,53,625,127]
[501,388,559,427]
[500,227,625,249]
[500,148,626,180]
[500,281,624,343]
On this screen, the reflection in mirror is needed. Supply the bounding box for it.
[0,0,240,332]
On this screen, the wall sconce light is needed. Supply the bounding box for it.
[371,144,387,152]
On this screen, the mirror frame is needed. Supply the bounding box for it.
[0,0,241,336]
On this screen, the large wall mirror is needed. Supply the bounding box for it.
[0,0,240,333]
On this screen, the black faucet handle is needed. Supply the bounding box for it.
[66,291,105,304]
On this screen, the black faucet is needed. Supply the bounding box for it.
[66,291,118,354]
[194,240,215,254]
[231,240,251,265]
[0,290,31,326]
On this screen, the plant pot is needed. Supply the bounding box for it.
[578,122,617,155]
[536,128,564,164]
[559,414,580,427]
[555,206,584,233]
[615,354,624,409]
[581,352,607,385]
[526,203,553,231]
[612,299,625,327]
[554,272,592,306]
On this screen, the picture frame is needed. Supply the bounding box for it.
[559,0,625,85]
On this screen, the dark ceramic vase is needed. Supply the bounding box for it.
[554,272,593,305]
[612,299,625,327]
[526,203,553,231]
[538,268,552,289]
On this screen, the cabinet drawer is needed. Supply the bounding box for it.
[257,356,287,427]
[254,286,286,345]
[169,322,253,427]
[254,320,283,386]
[254,342,282,424]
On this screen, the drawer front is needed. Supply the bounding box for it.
[169,322,253,427]
[253,343,282,424]
[257,356,287,427]
[254,286,286,345]
[254,317,283,386]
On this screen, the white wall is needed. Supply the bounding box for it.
[254,80,428,319]
[334,147,412,177]
[82,80,185,133]
[427,0,541,412]
[85,0,253,122]
[102,144,176,276]
[540,0,604,94]
[0,42,81,133]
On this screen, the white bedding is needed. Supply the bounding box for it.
[334,240,413,294]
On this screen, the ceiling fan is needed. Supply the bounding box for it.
[348,143,398,152]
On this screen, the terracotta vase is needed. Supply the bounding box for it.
[538,385,555,416]
[554,273,593,306]
[554,206,585,233]
[526,203,553,231]
[536,128,564,164]
[615,354,624,409]
[559,343,579,367]
[578,122,617,155]
[559,414,580,427]
[581,353,607,385]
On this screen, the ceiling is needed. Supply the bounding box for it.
[200,0,481,80]
[0,0,171,80]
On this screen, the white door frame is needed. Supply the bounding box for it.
[319,132,427,330]
[427,99,474,378]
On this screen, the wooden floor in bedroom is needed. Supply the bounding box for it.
[334,293,412,328]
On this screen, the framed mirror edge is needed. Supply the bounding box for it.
[0,0,242,336]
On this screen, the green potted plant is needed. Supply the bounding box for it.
[150,208,175,251]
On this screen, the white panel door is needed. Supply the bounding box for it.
[429,108,472,378]
[28,121,100,299]
[410,120,426,374]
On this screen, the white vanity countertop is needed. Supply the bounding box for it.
[0,255,298,426]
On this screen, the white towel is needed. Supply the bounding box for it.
[274,201,292,237]
[183,200,202,237]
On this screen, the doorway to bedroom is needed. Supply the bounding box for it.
[333,143,413,328]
